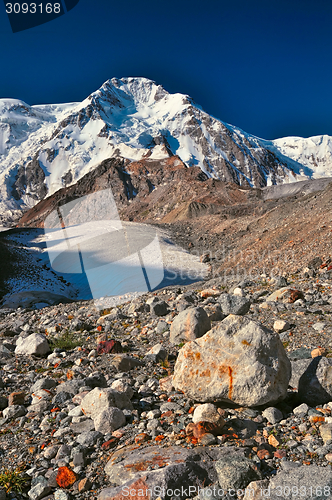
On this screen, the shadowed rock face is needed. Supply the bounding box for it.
[17,155,256,228]
[12,154,48,201]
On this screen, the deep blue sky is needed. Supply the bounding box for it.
[1,0,332,139]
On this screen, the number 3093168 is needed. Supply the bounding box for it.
[5,3,61,14]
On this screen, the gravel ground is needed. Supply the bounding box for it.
[0,263,331,500]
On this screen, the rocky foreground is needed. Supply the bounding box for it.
[0,259,332,500]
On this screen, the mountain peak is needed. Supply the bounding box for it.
[1,77,332,224]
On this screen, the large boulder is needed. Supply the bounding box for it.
[217,293,251,315]
[101,444,249,500]
[172,315,291,406]
[170,307,211,344]
[15,333,50,356]
[298,356,332,406]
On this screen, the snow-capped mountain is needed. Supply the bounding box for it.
[272,135,332,177]
[0,77,330,222]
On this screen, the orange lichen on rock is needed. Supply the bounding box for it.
[56,466,78,488]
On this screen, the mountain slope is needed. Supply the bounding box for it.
[0,77,325,225]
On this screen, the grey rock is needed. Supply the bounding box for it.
[217,293,251,315]
[204,303,226,322]
[173,315,291,406]
[54,490,70,500]
[288,348,312,360]
[76,430,102,447]
[231,418,258,439]
[145,343,168,362]
[110,354,142,372]
[43,445,60,459]
[313,322,327,333]
[70,419,95,434]
[193,403,224,425]
[104,444,246,498]
[3,404,26,420]
[30,377,57,393]
[28,483,52,500]
[52,391,72,405]
[170,307,211,344]
[289,359,312,389]
[56,380,85,395]
[15,333,50,356]
[293,403,309,416]
[93,407,126,434]
[262,407,283,424]
[273,276,288,288]
[298,357,332,406]
[319,424,332,444]
[81,387,132,419]
[0,396,8,410]
[215,454,261,491]
[55,444,71,459]
[150,300,169,316]
[85,372,108,388]
[110,379,134,399]
[155,321,169,334]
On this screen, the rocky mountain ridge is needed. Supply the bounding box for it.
[1,77,331,226]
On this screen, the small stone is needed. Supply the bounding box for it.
[8,391,25,406]
[325,453,332,461]
[135,433,151,444]
[76,430,102,447]
[97,340,122,355]
[78,478,92,493]
[3,404,26,420]
[215,454,261,491]
[43,445,60,459]
[311,347,328,358]
[170,307,211,344]
[93,407,126,434]
[293,403,309,416]
[313,322,327,332]
[193,403,225,426]
[262,407,283,424]
[54,490,70,500]
[319,423,332,444]
[28,483,52,500]
[145,343,168,362]
[150,300,168,316]
[198,433,216,445]
[257,449,273,460]
[273,320,291,333]
[268,435,280,447]
[73,451,86,467]
[274,449,287,459]
[15,333,50,356]
[110,380,134,399]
